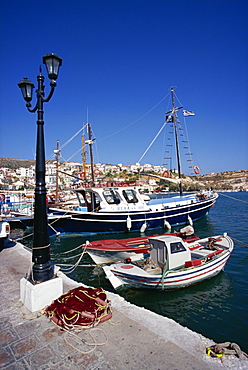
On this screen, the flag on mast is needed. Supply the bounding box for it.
[183,110,195,116]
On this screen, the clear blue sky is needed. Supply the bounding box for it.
[0,0,247,175]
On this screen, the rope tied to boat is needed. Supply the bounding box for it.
[206,237,221,250]
[54,242,90,274]
[219,193,248,204]
[206,342,248,359]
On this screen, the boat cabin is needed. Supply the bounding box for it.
[149,235,191,270]
[75,186,149,212]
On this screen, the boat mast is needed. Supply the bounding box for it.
[171,88,183,196]
[54,140,60,204]
[81,133,87,180]
[87,123,95,187]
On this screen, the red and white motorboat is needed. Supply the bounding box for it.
[103,232,234,291]
[84,226,199,264]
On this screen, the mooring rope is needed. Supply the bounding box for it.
[57,252,85,274]
[219,193,248,204]
[56,243,89,274]
[57,243,85,254]
[14,232,33,242]
[52,252,84,260]
[231,237,248,248]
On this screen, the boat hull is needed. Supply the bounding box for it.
[107,252,231,290]
[48,195,217,235]
[104,234,233,290]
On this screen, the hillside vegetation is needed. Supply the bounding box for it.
[0,157,35,169]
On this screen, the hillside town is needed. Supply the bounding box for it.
[0,160,169,193]
[0,158,247,193]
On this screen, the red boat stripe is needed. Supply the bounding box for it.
[113,256,230,285]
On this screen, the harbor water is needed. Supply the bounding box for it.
[16,191,248,354]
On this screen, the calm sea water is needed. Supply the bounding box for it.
[17,192,248,353]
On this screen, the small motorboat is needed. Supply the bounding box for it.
[103,232,233,290]
[84,226,199,265]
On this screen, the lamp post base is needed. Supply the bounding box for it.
[31,261,54,283]
[20,276,63,312]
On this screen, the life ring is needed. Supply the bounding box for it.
[94,168,100,175]
[193,166,200,175]
[58,192,65,199]
[162,171,170,178]
[80,171,86,178]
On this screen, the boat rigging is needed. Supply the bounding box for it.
[138,87,199,194]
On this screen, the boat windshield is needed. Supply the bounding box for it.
[103,190,121,204]
[122,189,138,203]
[170,242,187,254]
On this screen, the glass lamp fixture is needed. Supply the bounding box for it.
[43,53,62,80]
[17,77,35,102]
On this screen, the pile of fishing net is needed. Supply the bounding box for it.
[45,286,112,330]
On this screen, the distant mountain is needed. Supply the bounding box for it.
[0,157,35,169]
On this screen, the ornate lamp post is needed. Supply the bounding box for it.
[18,53,62,283]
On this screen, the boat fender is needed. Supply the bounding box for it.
[188,215,193,226]
[85,240,90,246]
[164,220,171,230]
[140,222,147,233]
[126,216,132,230]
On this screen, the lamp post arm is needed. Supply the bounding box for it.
[43,81,56,103]
[26,102,38,113]
[26,81,56,111]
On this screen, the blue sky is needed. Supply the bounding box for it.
[0,0,247,175]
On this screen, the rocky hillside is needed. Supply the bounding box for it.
[196,170,248,191]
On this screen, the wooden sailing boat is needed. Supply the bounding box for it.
[46,90,218,235]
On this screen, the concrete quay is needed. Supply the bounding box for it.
[0,240,246,370]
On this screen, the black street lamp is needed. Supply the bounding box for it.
[18,53,62,283]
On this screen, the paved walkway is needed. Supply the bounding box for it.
[0,240,246,369]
